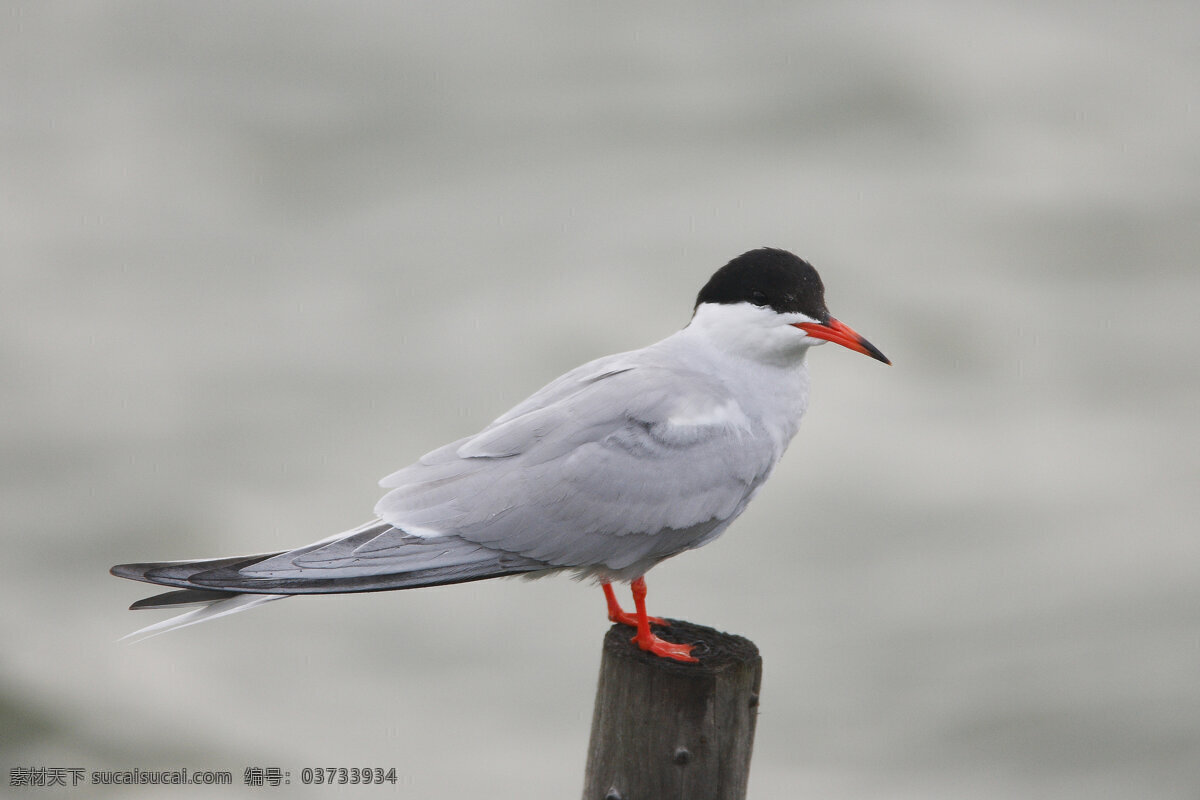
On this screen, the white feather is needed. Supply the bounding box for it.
[120,594,285,644]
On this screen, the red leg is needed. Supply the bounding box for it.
[629,577,696,663]
[602,582,667,628]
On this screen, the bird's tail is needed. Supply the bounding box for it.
[112,521,551,641]
[120,590,285,643]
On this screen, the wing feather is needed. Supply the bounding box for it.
[374,360,780,574]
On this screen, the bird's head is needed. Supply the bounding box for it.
[689,248,890,367]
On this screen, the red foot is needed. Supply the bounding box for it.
[632,628,697,663]
[601,578,697,664]
[602,583,667,628]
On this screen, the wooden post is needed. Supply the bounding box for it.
[581,619,762,800]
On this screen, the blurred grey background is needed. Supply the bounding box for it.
[3,2,1198,797]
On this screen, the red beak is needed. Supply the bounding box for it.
[794,318,891,365]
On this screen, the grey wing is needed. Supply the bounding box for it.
[112,520,549,594]
[373,361,782,576]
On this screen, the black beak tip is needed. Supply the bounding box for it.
[862,339,891,365]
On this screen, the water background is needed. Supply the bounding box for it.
[4,2,1199,797]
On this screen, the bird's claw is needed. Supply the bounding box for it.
[608,609,669,628]
[632,631,697,663]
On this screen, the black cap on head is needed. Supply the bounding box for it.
[695,248,830,322]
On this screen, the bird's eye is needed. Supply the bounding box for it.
[749,290,768,307]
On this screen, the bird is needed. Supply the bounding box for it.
[111,247,888,661]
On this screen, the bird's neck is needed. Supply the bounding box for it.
[683,303,814,369]
[661,323,812,448]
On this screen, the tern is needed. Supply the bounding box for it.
[112,248,888,661]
